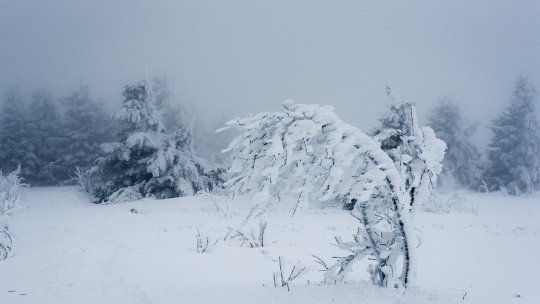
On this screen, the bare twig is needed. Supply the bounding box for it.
[312,255,330,271]
[273,256,306,291]
[196,227,210,253]
[225,220,267,248]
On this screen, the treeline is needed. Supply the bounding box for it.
[0,78,228,191]
[428,76,540,195]
[1,76,539,196]
[0,86,114,186]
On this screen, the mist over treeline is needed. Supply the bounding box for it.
[2,1,540,143]
[1,0,540,195]
[0,77,233,187]
[1,75,539,196]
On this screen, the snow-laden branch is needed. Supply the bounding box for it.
[370,102,446,217]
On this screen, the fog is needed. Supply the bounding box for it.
[1,0,540,146]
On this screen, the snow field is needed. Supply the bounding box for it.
[0,187,538,303]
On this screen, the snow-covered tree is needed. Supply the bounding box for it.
[427,98,482,190]
[149,76,233,165]
[89,81,223,203]
[26,89,64,185]
[220,100,418,288]
[52,86,114,183]
[482,77,540,194]
[0,88,35,180]
[370,102,446,215]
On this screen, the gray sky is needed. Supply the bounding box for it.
[1,0,540,146]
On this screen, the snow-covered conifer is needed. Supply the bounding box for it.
[427,98,482,190]
[0,88,35,180]
[89,81,222,203]
[482,77,540,194]
[26,89,64,185]
[50,86,114,183]
[221,100,416,288]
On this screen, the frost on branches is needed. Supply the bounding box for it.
[0,167,23,216]
[88,81,223,203]
[0,167,24,261]
[370,102,446,215]
[220,100,419,288]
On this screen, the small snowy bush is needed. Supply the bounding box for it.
[73,166,93,193]
[195,228,211,253]
[0,167,24,261]
[221,100,422,288]
[224,220,267,248]
[0,228,13,260]
[0,167,24,215]
[426,192,479,215]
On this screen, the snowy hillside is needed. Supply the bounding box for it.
[0,187,538,304]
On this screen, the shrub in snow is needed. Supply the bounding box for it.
[0,229,12,261]
[0,167,24,261]
[224,220,267,248]
[195,228,211,253]
[0,167,24,216]
[88,81,224,203]
[370,102,446,216]
[73,166,93,193]
[482,77,540,195]
[426,192,479,215]
[221,100,420,288]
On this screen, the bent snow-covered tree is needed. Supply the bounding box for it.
[370,102,446,215]
[220,100,417,288]
[89,81,223,203]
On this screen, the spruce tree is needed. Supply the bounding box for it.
[89,81,221,203]
[428,98,481,190]
[55,86,113,183]
[0,88,35,180]
[27,89,64,185]
[482,77,540,194]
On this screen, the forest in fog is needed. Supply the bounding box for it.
[1,75,539,196]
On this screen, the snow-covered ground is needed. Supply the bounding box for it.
[0,187,539,303]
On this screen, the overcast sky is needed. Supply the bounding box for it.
[1,0,539,145]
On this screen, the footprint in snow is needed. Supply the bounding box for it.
[6,290,27,296]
